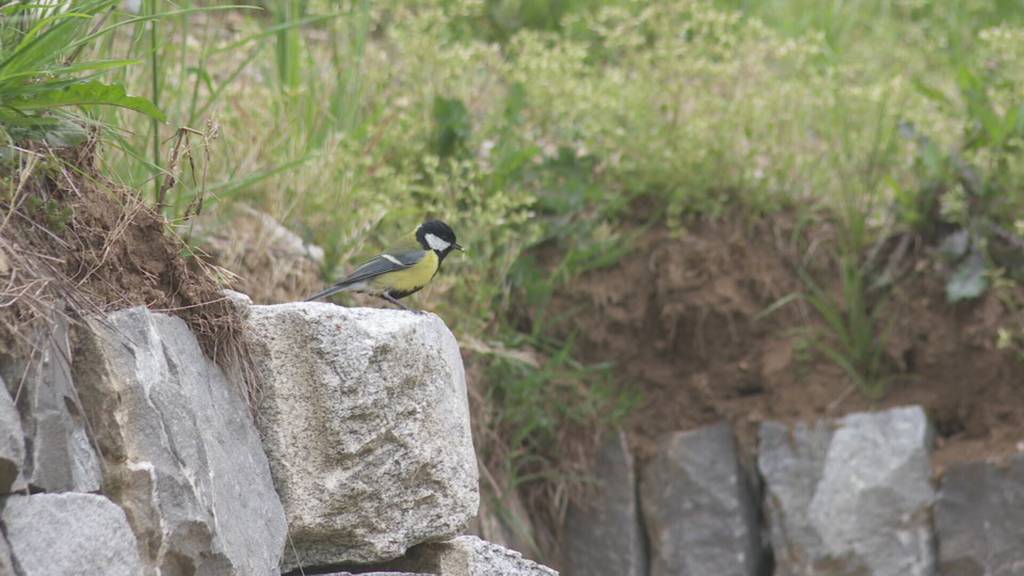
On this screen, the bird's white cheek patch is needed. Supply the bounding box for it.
[425,233,451,252]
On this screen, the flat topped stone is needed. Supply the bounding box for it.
[244,303,478,569]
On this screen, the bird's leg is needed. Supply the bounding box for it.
[380,293,421,313]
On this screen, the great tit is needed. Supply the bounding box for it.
[306,219,463,311]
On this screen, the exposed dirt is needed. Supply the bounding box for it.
[544,214,1024,473]
[0,144,238,364]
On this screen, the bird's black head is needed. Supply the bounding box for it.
[416,219,462,259]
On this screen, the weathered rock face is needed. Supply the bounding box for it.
[640,422,762,576]
[935,453,1024,576]
[72,307,287,576]
[757,418,832,573]
[2,316,101,493]
[244,303,479,569]
[1,492,144,576]
[759,406,935,576]
[564,429,645,576]
[386,536,558,576]
[0,377,25,494]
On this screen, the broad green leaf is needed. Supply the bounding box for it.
[8,80,165,121]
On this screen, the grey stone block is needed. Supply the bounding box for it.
[4,315,101,493]
[640,422,762,576]
[1,493,143,576]
[73,307,287,576]
[564,429,645,576]
[935,453,1024,576]
[759,406,935,576]
[0,376,24,494]
[245,304,479,569]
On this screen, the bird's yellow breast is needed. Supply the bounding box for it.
[369,250,439,296]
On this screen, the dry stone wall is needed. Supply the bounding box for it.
[0,295,1016,576]
[0,299,554,576]
[563,405,1020,576]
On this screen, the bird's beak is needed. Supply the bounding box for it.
[453,242,464,252]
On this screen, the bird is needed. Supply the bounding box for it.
[306,219,463,311]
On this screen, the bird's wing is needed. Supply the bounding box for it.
[343,249,424,284]
[306,249,425,301]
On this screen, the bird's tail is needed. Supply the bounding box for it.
[305,282,352,302]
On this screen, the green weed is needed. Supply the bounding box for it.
[759,95,902,398]
[26,195,73,233]
[0,0,164,143]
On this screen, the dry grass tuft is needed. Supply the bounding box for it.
[0,140,255,407]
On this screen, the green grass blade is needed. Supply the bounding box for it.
[66,4,262,54]
[0,58,139,85]
[192,45,264,121]
[210,13,339,56]
[754,292,804,322]
[206,153,318,198]
[9,80,165,120]
[0,12,95,81]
